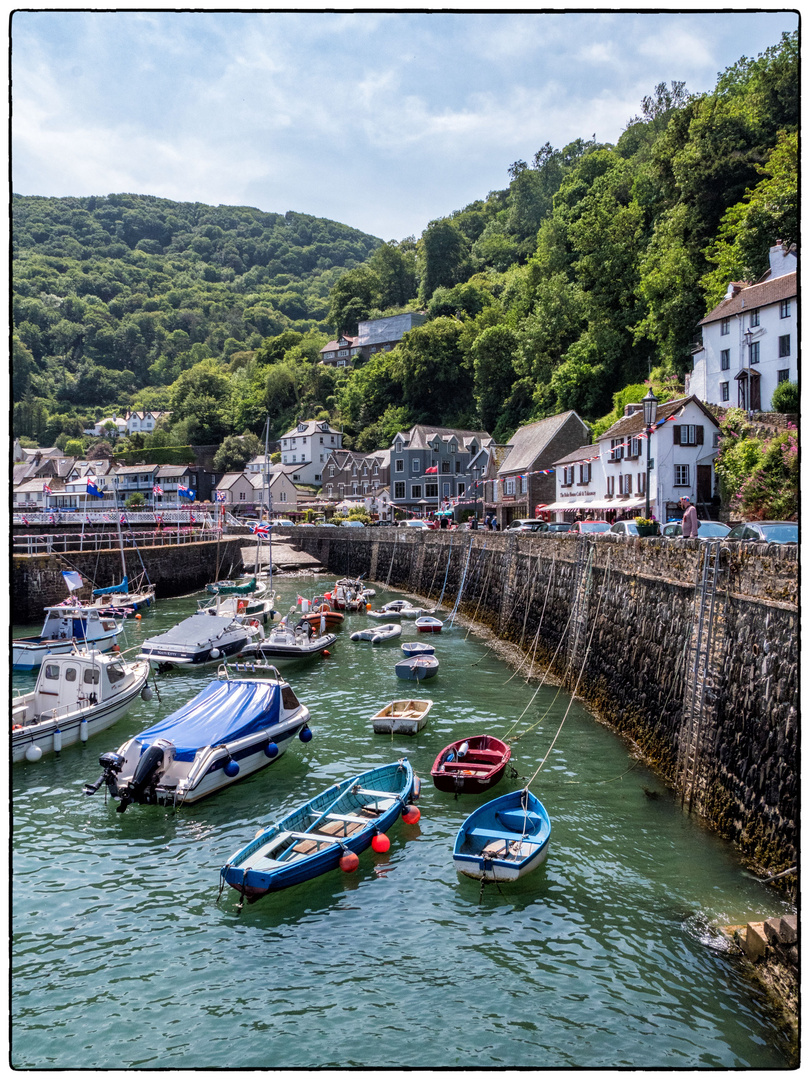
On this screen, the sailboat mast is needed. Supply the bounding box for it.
[264,415,272,593]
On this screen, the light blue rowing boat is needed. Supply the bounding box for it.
[453,788,551,882]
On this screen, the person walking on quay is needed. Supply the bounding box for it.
[680,496,698,538]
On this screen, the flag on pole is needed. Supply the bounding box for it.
[120,513,127,525]
[425,466,438,474]
[215,491,226,503]
[250,523,270,537]
[61,570,84,592]
[43,482,53,494]
[153,484,164,496]
[178,485,195,500]
[86,478,104,498]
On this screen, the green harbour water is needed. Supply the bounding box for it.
[11,576,794,1069]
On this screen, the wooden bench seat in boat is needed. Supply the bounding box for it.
[440,760,490,772]
[464,749,504,762]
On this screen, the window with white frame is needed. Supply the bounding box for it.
[610,439,624,461]
[627,438,641,459]
[520,476,527,493]
[394,482,405,499]
[412,458,419,472]
[395,459,404,472]
[329,465,335,476]
[443,482,450,497]
[675,425,702,446]
[620,474,632,495]
[562,466,574,487]
[674,464,690,487]
[239,491,246,501]
[504,478,516,495]
[411,484,422,499]
[279,491,287,502]
[579,462,592,484]
[326,484,333,495]
[352,484,358,494]
[720,349,730,370]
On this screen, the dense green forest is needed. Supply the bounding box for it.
[12,31,797,457]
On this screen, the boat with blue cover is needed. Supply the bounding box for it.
[83,663,312,810]
[453,788,551,882]
[220,759,419,903]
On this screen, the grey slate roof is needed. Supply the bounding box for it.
[356,312,427,347]
[498,412,586,475]
[394,424,491,452]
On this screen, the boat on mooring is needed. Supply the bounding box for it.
[350,623,402,644]
[395,654,439,681]
[453,788,551,882]
[13,649,152,763]
[12,603,123,671]
[240,614,336,661]
[371,699,433,735]
[219,759,420,903]
[431,735,512,795]
[328,578,375,611]
[198,576,276,626]
[401,641,436,657]
[415,616,443,633]
[137,611,262,669]
[84,663,313,810]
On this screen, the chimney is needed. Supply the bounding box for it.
[724,282,744,300]
[624,403,644,417]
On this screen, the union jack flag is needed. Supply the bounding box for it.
[43,482,53,494]
[250,523,270,537]
[153,484,163,496]
[215,491,226,503]
[120,513,127,525]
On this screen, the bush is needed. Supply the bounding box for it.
[770,380,799,414]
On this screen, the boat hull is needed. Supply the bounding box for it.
[12,631,119,671]
[371,699,433,735]
[12,661,150,763]
[453,789,551,882]
[401,642,435,657]
[395,656,438,681]
[431,735,511,795]
[415,617,443,633]
[221,760,417,900]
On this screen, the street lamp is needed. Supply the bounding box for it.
[642,387,658,521]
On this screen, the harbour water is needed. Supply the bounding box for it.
[11,577,794,1068]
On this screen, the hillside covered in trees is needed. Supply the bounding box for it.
[12,31,797,456]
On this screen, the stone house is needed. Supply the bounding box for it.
[689,243,797,412]
[319,313,427,367]
[495,411,590,527]
[322,448,390,502]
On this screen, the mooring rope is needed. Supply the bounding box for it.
[464,544,496,639]
[436,536,455,607]
[446,537,475,628]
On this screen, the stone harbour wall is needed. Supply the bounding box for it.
[289,527,798,876]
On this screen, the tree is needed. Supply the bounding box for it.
[327,266,380,336]
[169,359,233,443]
[390,317,472,423]
[417,219,471,305]
[367,241,417,308]
[472,325,517,432]
[213,432,263,472]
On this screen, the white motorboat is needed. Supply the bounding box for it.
[12,603,123,671]
[83,664,313,809]
[351,623,402,644]
[12,649,152,763]
[240,616,336,662]
[197,577,276,626]
[368,600,431,619]
[137,612,262,669]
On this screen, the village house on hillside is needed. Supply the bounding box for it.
[547,395,721,523]
[319,312,427,367]
[277,419,343,485]
[689,242,797,413]
[389,425,491,518]
[496,411,590,527]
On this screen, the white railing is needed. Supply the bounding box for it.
[13,528,226,557]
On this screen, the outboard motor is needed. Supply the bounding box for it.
[115,738,174,813]
[83,751,126,796]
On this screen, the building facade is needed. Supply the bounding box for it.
[495,411,590,526]
[319,313,427,367]
[546,396,721,522]
[321,449,390,503]
[689,243,797,412]
[278,420,343,485]
[388,425,491,517]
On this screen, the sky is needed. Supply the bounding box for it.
[11,7,799,242]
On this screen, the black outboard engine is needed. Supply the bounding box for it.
[115,738,173,813]
[84,751,126,796]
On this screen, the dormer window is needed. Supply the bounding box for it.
[395,441,402,453]
[298,423,306,432]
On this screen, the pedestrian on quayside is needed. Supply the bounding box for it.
[679,496,698,538]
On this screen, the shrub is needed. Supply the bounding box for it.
[770,380,799,414]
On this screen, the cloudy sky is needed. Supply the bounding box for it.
[11,8,798,241]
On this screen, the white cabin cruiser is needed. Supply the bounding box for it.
[137,612,262,669]
[84,664,312,810]
[12,603,123,671]
[240,614,336,662]
[12,649,152,763]
[197,578,276,626]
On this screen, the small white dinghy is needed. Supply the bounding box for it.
[351,623,402,644]
[371,699,433,735]
[12,649,152,763]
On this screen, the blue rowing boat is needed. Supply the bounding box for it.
[220,759,420,902]
[453,788,551,882]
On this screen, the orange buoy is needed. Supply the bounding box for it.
[371,833,390,853]
[322,650,330,657]
[402,805,421,825]
[135,613,142,620]
[339,851,359,873]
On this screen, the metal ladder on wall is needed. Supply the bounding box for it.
[677,540,728,811]
[566,540,594,681]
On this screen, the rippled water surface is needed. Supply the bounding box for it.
[12,577,793,1068]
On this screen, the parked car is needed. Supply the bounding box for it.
[725,521,798,544]
[610,520,640,536]
[506,519,548,532]
[570,520,611,534]
[546,522,573,533]
[399,519,429,528]
[339,519,366,527]
[270,518,295,527]
[661,520,730,539]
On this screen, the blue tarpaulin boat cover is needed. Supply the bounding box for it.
[93,576,128,597]
[135,679,282,760]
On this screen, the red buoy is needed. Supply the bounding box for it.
[339,851,359,873]
[402,805,421,825]
[322,650,330,657]
[371,833,390,853]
